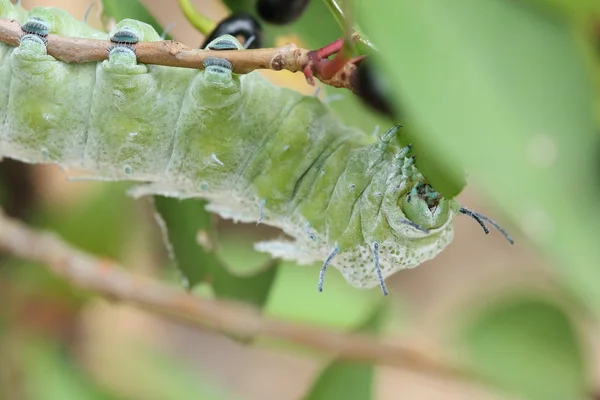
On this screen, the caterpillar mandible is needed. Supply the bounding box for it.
[0,1,513,295]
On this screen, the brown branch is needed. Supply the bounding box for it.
[0,209,481,385]
[0,18,357,92]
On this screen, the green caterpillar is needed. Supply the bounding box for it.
[0,1,512,295]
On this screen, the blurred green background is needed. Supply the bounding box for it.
[1,0,599,399]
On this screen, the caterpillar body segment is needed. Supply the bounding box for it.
[1,4,106,166]
[0,1,511,293]
[164,50,247,193]
[5,34,97,165]
[83,24,190,181]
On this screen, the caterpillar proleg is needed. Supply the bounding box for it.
[0,1,513,294]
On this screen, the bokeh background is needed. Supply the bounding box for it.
[1,0,599,399]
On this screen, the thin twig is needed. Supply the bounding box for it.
[0,209,479,384]
[0,18,358,92]
[322,0,378,52]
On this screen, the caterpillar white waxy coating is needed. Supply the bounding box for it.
[0,1,513,295]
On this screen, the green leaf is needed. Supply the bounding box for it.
[460,296,588,400]
[302,304,387,400]
[265,262,382,330]
[305,363,374,400]
[358,0,600,313]
[22,340,121,400]
[527,0,600,17]
[101,0,171,39]
[153,196,278,307]
[34,183,135,261]
[215,232,275,276]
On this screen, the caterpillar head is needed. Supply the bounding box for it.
[379,147,458,241]
[400,182,454,233]
[314,139,460,294]
[320,129,511,295]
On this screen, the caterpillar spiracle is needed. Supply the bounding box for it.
[0,1,513,295]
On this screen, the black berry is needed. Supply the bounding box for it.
[201,12,263,49]
[351,59,397,119]
[256,0,310,25]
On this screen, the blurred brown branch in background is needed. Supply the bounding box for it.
[0,18,358,92]
[0,209,483,385]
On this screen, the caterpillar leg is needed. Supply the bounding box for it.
[316,242,389,295]
[256,199,266,225]
[305,223,317,241]
[371,242,388,296]
[2,11,97,166]
[317,247,340,292]
[83,20,192,181]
